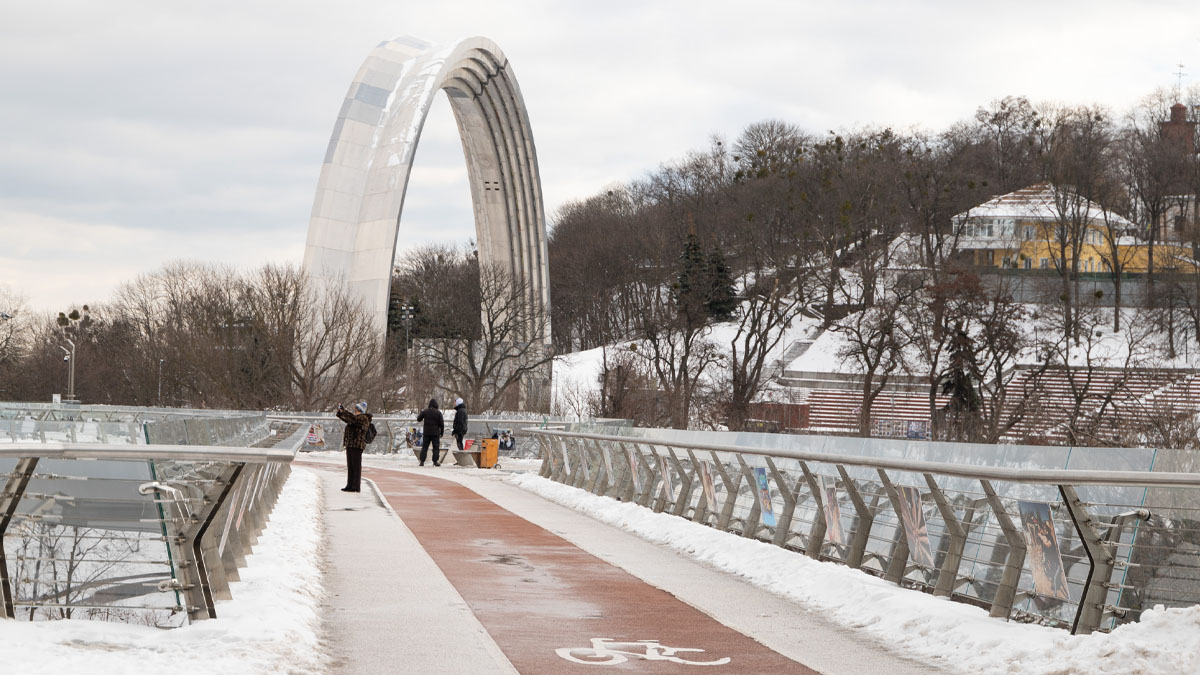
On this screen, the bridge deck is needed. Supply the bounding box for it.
[304,460,940,674]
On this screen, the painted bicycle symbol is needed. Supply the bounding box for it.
[556,638,731,666]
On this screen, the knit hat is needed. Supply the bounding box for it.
[455,397,464,407]
[354,401,367,413]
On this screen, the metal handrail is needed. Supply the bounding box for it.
[0,443,296,463]
[523,427,1200,489]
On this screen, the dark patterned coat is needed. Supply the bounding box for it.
[336,409,373,449]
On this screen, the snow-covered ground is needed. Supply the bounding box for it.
[509,473,1200,675]
[0,468,326,675]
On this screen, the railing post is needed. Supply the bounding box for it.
[764,457,797,549]
[571,441,590,489]
[619,443,639,503]
[667,448,693,517]
[735,455,762,539]
[798,462,827,558]
[877,470,911,583]
[588,440,610,498]
[709,451,742,532]
[924,473,967,598]
[550,436,569,483]
[0,458,38,619]
[685,449,711,524]
[1060,484,1117,635]
[536,435,552,478]
[837,465,873,569]
[980,480,1025,620]
[172,463,243,621]
[636,446,658,509]
[916,473,964,593]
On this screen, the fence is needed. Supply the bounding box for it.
[0,405,296,626]
[529,425,1200,635]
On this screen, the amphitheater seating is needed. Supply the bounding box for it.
[796,367,1200,443]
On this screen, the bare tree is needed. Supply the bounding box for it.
[833,274,918,436]
[415,263,553,412]
[290,275,391,411]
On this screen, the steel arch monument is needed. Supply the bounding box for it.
[303,36,550,346]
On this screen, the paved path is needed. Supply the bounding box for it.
[305,459,947,674]
[315,467,515,674]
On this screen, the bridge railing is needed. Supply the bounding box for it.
[0,406,298,626]
[527,425,1200,636]
[270,412,626,458]
[0,403,268,447]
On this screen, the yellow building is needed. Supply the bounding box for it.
[953,183,1198,274]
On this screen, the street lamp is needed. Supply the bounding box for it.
[58,339,76,401]
[399,303,416,352]
[157,358,164,407]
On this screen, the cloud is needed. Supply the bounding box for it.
[3,0,1200,313]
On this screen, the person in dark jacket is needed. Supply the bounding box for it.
[335,401,373,491]
[452,397,468,451]
[416,398,445,466]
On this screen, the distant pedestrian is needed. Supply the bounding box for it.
[416,398,445,466]
[336,401,372,492]
[452,397,468,451]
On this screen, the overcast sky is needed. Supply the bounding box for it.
[2,0,1198,313]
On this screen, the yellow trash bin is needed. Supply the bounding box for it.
[479,438,500,469]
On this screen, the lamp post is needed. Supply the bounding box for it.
[157,358,164,406]
[400,303,416,352]
[58,339,76,401]
[399,303,415,406]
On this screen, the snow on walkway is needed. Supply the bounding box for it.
[509,473,1200,675]
[0,468,326,675]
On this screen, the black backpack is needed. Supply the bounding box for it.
[365,422,378,444]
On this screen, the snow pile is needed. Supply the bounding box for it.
[510,473,1199,675]
[0,468,326,675]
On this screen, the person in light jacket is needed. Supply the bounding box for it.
[416,398,444,466]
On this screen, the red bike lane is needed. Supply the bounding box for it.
[360,466,817,674]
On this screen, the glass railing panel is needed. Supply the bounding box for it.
[5,458,182,626]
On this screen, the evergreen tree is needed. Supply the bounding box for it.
[939,325,981,412]
[705,246,738,321]
[938,324,982,440]
[673,231,710,327]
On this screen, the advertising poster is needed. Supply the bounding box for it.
[627,448,641,492]
[753,467,777,527]
[821,478,844,545]
[896,486,935,567]
[657,454,675,500]
[1017,500,1071,601]
[699,460,718,511]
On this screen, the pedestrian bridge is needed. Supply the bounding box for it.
[2,402,1198,673]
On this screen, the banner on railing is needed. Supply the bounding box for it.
[753,467,777,527]
[821,477,844,545]
[896,486,935,567]
[699,461,717,510]
[1018,500,1070,601]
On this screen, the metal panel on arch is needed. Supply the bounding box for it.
[303,36,550,345]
